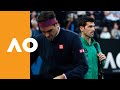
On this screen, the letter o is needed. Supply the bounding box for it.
[22,38,38,52]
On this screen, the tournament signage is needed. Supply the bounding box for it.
[99,39,120,74]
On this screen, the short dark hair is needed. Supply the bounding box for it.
[78,15,95,27]
[38,11,56,22]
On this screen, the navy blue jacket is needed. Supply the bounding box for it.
[30,28,88,79]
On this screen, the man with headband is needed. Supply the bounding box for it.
[30,11,88,79]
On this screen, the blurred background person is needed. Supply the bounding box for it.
[111,22,120,39]
[100,26,111,39]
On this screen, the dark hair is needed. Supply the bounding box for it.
[78,15,95,27]
[38,11,56,22]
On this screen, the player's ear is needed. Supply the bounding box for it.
[55,23,60,30]
[57,25,60,30]
[55,23,59,27]
[80,26,84,32]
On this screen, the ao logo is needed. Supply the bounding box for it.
[7,38,38,52]
[104,52,120,69]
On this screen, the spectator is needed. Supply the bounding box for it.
[100,26,111,39]
[111,22,120,39]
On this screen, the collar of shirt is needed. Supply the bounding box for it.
[55,26,60,37]
[49,26,60,43]
[80,37,97,46]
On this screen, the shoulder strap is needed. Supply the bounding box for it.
[94,43,99,54]
[94,43,104,79]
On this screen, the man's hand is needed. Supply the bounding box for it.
[53,74,65,79]
[97,52,106,62]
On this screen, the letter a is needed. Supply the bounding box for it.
[104,52,116,69]
[7,38,22,52]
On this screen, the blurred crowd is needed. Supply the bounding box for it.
[30,11,120,39]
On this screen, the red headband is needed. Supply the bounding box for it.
[39,18,58,28]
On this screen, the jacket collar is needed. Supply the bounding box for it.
[80,36,97,46]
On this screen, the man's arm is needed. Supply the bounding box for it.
[30,40,39,76]
[30,34,43,66]
[30,47,39,65]
[64,35,88,79]
[30,31,41,66]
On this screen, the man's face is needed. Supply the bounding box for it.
[40,25,58,41]
[80,22,95,38]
